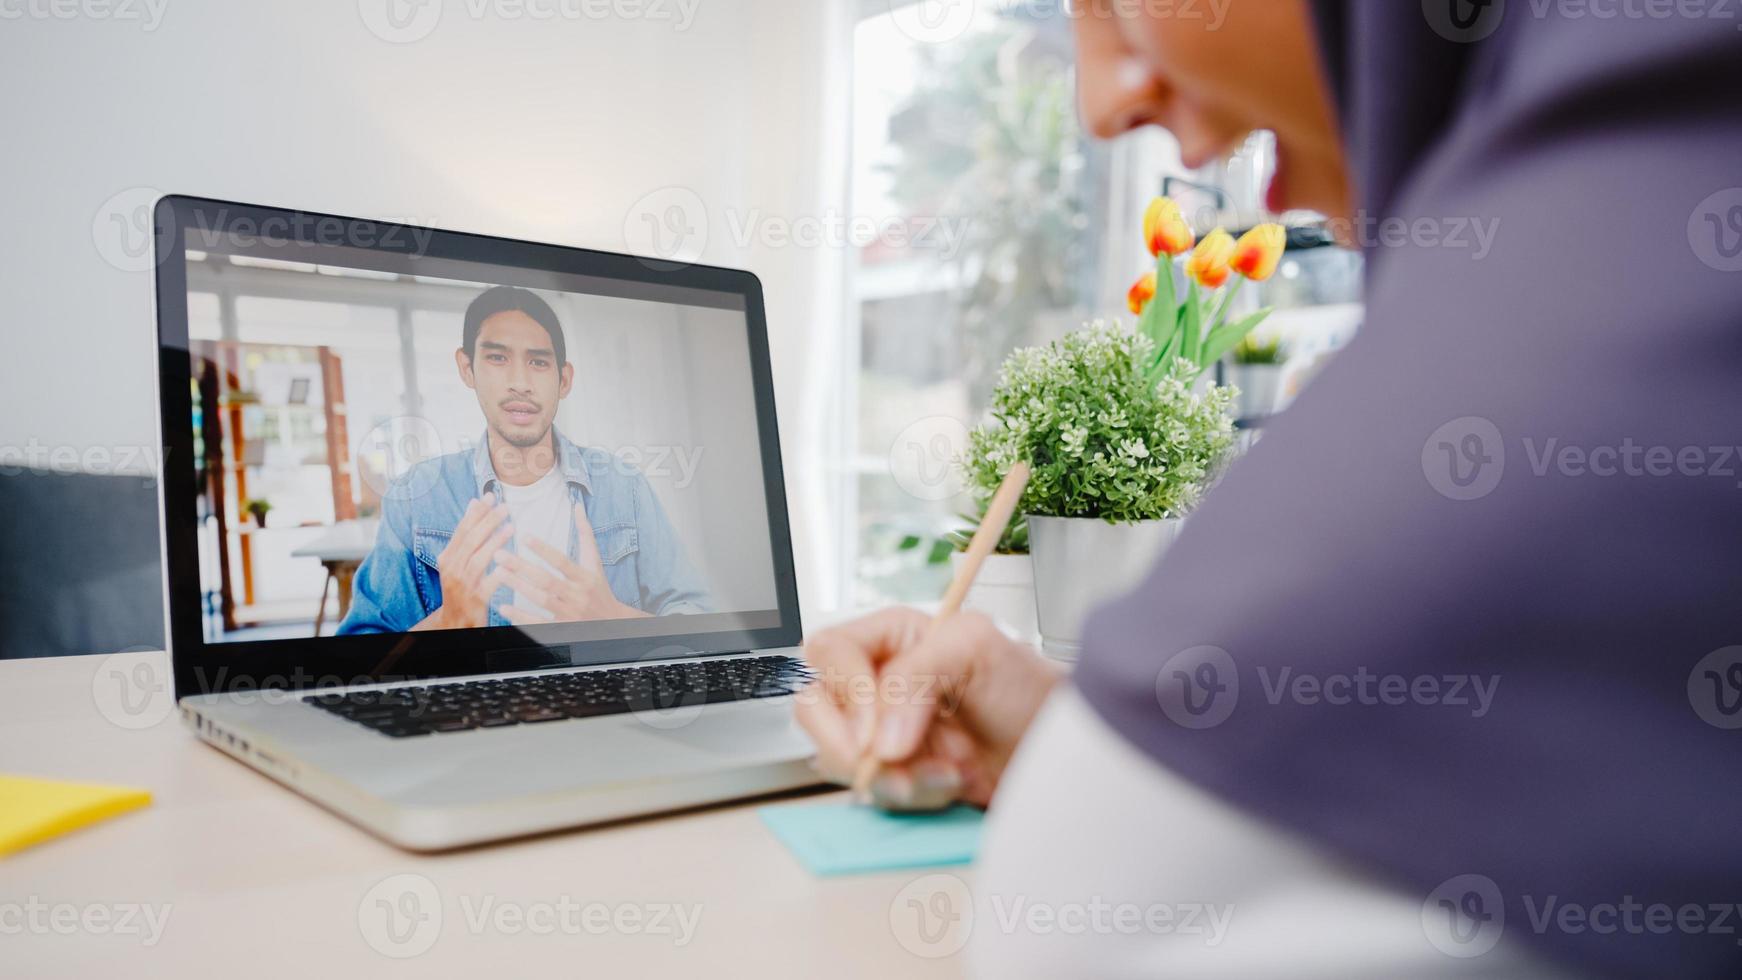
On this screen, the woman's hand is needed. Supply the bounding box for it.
[795,607,1059,811]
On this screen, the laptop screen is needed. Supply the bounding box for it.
[164,204,791,665]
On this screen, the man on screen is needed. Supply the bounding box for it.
[338,286,711,634]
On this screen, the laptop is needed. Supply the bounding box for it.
[151,195,822,850]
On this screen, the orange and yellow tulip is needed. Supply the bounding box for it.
[1231,224,1286,281]
[1186,229,1236,289]
[1142,197,1195,257]
[1127,272,1157,315]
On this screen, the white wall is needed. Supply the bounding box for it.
[0,0,854,617]
[551,295,781,613]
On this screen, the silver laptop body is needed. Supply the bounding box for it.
[153,196,820,850]
[179,654,817,850]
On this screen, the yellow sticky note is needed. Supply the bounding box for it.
[0,775,151,858]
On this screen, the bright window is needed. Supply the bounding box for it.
[848,4,1112,605]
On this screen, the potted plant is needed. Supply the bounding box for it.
[245,498,272,529]
[899,508,1037,641]
[962,325,1233,661]
[1125,197,1285,382]
[959,198,1283,662]
[1226,334,1290,420]
[946,509,1036,642]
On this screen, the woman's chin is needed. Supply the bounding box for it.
[1265,162,1289,214]
[1268,144,1352,221]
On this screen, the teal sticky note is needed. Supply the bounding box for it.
[759,803,984,877]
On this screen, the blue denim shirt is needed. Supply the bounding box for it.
[338,429,711,634]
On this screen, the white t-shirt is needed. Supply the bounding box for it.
[497,467,572,619]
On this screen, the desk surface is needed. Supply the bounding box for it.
[289,517,379,563]
[1,651,972,980]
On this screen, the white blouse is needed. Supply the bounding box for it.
[966,685,1584,979]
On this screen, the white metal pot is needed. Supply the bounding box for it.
[1224,363,1288,420]
[949,550,1038,643]
[1027,515,1184,664]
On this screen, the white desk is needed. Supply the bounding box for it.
[1,651,973,979]
[289,518,380,564]
[289,519,379,634]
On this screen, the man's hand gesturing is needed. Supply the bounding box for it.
[497,501,649,624]
[413,492,513,632]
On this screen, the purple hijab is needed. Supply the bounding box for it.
[1074,3,1742,976]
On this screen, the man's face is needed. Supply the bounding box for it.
[456,310,573,449]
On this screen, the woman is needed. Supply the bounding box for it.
[799,2,1742,977]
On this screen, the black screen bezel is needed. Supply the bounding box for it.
[154,195,803,698]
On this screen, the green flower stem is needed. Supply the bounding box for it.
[1207,278,1245,358]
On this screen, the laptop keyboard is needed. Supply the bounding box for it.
[304,655,813,738]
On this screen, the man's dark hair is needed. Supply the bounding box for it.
[461,286,567,366]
